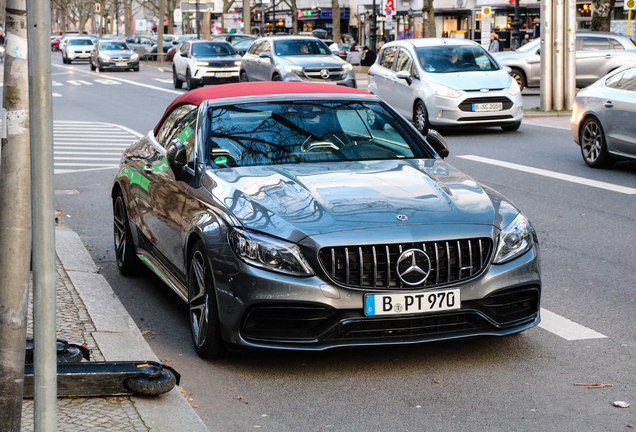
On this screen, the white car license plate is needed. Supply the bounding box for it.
[364,289,460,316]
[215,72,233,78]
[472,102,503,112]
[116,62,127,66]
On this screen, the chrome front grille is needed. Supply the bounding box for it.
[318,238,493,289]
[303,67,345,81]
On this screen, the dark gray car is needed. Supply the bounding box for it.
[571,63,636,167]
[112,83,541,359]
[493,32,636,91]
[239,36,356,87]
[90,40,139,72]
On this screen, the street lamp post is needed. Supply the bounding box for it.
[370,0,377,52]
[407,7,413,39]
[511,0,521,50]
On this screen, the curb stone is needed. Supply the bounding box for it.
[55,227,209,432]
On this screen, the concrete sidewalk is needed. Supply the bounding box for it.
[21,227,209,432]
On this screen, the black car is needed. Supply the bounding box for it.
[90,40,139,72]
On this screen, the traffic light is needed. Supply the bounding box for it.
[95,3,101,12]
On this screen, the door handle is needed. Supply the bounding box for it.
[604,101,613,108]
[143,164,153,175]
[605,54,611,59]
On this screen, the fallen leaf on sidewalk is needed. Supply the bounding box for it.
[574,383,613,389]
[238,396,248,404]
[432,379,440,384]
[193,405,198,408]
[178,386,187,396]
[141,329,157,336]
[187,398,193,402]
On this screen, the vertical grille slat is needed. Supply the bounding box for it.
[319,238,492,290]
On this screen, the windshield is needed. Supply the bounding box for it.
[234,39,254,49]
[192,42,236,57]
[274,39,332,56]
[100,42,130,50]
[69,39,93,46]
[516,38,540,53]
[206,101,432,168]
[415,45,499,73]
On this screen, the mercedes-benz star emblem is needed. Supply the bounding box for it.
[480,88,489,93]
[396,249,431,286]
[320,69,330,79]
[396,214,408,221]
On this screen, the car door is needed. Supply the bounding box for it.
[390,48,416,118]
[141,104,199,278]
[601,67,636,155]
[258,40,274,81]
[576,36,615,87]
[372,46,398,104]
[242,40,262,80]
[175,42,189,78]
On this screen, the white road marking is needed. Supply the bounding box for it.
[539,308,607,340]
[53,93,62,97]
[153,78,173,84]
[52,81,63,86]
[53,64,182,95]
[457,155,636,195]
[94,78,122,85]
[67,80,93,86]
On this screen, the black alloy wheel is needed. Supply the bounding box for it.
[240,71,249,82]
[272,73,282,81]
[580,117,614,168]
[188,241,227,359]
[510,68,526,92]
[113,192,139,275]
[414,100,429,135]
[173,66,183,89]
[186,69,197,90]
[90,60,96,71]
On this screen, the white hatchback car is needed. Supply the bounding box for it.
[368,39,523,133]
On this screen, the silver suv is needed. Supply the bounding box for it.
[239,36,356,87]
[493,32,636,91]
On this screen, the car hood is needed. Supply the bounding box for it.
[207,159,518,242]
[280,55,346,67]
[430,69,511,91]
[491,51,531,63]
[196,55,242,63]
[102,50,135,57]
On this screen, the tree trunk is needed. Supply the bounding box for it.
[590,0,615,32]
[291,0,297,34]
[331,0,340,42]
[421,0,435,38]
[158,0,165,57]
[222,0,232,33]
[167,0,175,34]
[124,1,132,35]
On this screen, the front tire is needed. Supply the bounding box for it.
[271,73,282,81]
[188,241,227,359]
[501,122,521,132]
[580,117,614,168]
[173,67,183,89]
[90,61,96,71]
[186,69,198,90]
[113,192,140,276]
[509,68,526,92]
[414,100,429,135]
[240,71,249,82]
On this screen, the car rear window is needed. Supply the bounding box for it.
[581,37,610,51]
[380,46,397,69]
[205,101,433,167]
[610,39,625,50]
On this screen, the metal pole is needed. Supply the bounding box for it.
[115,0,119,36]
[243,0,250,34]
[370,0,377,53]
[196,0,200,39]
[552,0,564,110]
[540,0,552,111]
[27,0,58,427]
[0,0,32,427]
[564,0,576,108]
[272,0,276,34]
[511,0,521,50]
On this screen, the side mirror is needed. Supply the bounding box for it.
[172,40,178,45]
[395,70,412,85]
[180,51,187,57]
[166,138,187,173]
[259,51,271,58]
[536,49,541,55]
[426,129,450,159]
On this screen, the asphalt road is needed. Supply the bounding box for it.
[48,53,636,431]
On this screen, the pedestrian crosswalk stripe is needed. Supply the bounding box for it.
[53,120,142,174]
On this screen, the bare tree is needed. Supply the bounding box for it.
[331,0,340,42]
[421,0,435,37]
[590,0,616,32]
[51,0,73,30]
[220,0,234,33]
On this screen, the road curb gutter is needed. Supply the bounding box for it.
[55,227,209,432]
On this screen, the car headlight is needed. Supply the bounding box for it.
[283,65,303,75]
[508,78,521,95]
[229,228,315,276]
[493,213,535,264]
[195,61,209,67]
[131,53,139,60]
[429,82,461,98]
[234,60,241,65]
[68,51,75,58]
[342,63,353,71]
[99,53,110,60]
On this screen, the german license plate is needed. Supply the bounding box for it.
[472,102,502,112]
[215,72,233,78]
[116,62,127,66]
[364,289,460,316]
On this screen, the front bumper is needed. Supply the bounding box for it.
[192,66,240,84]
[68,51,91,61]
[428,91,523,128]
[282,70,357,88]
[98,58,139,70]
[212,235,541,351]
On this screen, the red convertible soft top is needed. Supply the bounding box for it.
[154,82,370,135]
